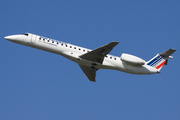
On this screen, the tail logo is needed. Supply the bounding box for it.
[147,55,166,69]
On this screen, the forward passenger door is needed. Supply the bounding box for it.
[30,34,36,44]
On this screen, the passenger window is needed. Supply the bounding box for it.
[114,58,116,60]
[39,38,41,40]
[83,50,85,52]
[52,41,54,43]
[74,47,76,49]
[43,39,45,41]
[66,45,68,47]
[57,42,59,44]
[110,57,112,59]
[61,43,63,46]
[70,46,72,48]
[79,48,81,50]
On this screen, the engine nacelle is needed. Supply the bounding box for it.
[120,53,146,66]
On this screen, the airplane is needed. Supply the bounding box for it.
[4,33,176,82]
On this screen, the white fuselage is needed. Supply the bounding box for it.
[5,33,159,75]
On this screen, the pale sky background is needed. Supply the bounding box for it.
[0,0,180,120]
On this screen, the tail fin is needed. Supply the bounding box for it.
[146,49,176,71]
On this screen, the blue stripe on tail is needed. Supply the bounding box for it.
[147,56,160,66]
[151,57,164,67]
[147,55,164,67]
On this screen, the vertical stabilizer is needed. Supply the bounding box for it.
[146,49,176,71]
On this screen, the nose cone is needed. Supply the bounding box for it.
[4,35,17,41]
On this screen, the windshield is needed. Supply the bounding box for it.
[23,33,29,36]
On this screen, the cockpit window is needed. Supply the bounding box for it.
[24,33,28,36]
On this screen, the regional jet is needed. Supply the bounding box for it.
[4,33,176,82]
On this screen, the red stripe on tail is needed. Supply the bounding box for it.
[156,60,166,69]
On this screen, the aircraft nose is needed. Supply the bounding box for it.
[4,35,18,41]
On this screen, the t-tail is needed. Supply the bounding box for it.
[146,49,176,71]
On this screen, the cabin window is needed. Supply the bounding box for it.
[74,47,76,49]
[52,41,54,43]
[66,45,68,47]
[114,58,116,60]
[47,40,49,42]
[57,42,59,44]
[70,46,72,48]
[83,50,85,52]
[110,57,112,59]
[39,38,41,40]
[61,43,63,46]
[43,39,45,41]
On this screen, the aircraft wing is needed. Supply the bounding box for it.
[79,64,98,82]
[79,41,119,64]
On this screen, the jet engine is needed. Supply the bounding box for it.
[120,53,146,66]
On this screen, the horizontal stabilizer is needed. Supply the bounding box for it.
[159,49,176,58]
